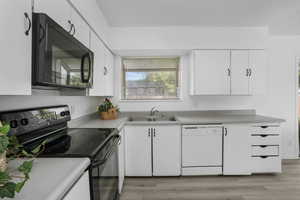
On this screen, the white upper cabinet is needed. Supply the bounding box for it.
[190,49,267,96]
[89,32,106,96]
[191,50,231,95]
[152,125,181,176]
[34,0,72,32]
[248,50,268,95]
[34,0,90,47]
[103,47,114,96]
[70,9,90,48]
[223,124,251,175]
[0,0,32,95]
[231,50,250,95]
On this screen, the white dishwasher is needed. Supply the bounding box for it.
[182,125,223,175]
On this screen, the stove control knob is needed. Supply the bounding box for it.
[20,118,29,126]
[60,111,66,116]
[65,111,70,116]
[10,120,18,128]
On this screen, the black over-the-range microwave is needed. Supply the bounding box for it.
[32,13,94,89]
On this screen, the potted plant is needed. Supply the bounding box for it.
[98,98,119,120]
[0,121,44,198]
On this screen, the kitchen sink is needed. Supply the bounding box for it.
[128,115,177,122]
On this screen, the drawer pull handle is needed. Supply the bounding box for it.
[260,156,268,159]
[260,145,267,148]
[260,126,269,129]
[260,134,268,138]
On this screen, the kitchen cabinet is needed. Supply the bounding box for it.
[223,124,251,175]
[125,126,152,176]
[34,0,90,47]
[103,47,115,96]
[190,49,267,96]
[125,125,181,176]
[231,50,249,95]
[34,0,72,32]
[152,125,181,176]
[251,124,282,173]
[0,0,32,95]
[248,50,268,95]
[190,50,231,95]
[89,32,106,96]
[63,171,90,200]
[118,128,125,193]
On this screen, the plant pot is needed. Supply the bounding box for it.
[0,151,7,172]
[100,108,118,120]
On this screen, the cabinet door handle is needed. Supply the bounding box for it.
[184,127,198,130]
[227,68,231,77]
[261,126,269,129]
[260,145,267,148]
[148,128,151,137]
[224,127,228,136]
[246,68,249,77]
[260,134,268,138]
[153,128,156,137]
[24,12,31,36]
[104,66,108,75]
[249,68,252,77]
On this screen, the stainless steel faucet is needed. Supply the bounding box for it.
[150,107,159,116]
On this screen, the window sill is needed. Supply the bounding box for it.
[118,98,183,103]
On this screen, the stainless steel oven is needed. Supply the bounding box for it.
[91,134,120,200]
[32,13,93,89]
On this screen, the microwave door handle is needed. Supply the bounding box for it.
[81,54,92,83]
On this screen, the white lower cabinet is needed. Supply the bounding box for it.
[63,171,90,200]
[223,124,252,175]
[125,125,181,176]
[152,125,181,176]
[125,126,152,176]
[118,128,125,193]
[250,124,282,173]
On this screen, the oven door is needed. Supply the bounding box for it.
[90,135,120,200]
[32,13,93,89]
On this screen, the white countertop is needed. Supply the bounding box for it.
[8,158,90,200]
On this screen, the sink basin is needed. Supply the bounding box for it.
[128,115,177,122]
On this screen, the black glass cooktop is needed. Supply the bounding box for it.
[38,128,118,159]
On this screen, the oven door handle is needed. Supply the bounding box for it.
[92,135,120,168]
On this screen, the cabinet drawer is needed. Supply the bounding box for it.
[252,156,281,173]
[182,167,222,176]
[252,145,279,156]
[251,125,280,135]
[251,135,280,145]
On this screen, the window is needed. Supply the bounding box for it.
[122,57,180,100]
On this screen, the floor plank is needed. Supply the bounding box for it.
[120,159,300,200]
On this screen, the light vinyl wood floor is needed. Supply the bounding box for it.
[120,160,300,200]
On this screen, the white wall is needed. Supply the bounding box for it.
[111,26,269,51]
[0,96,102,119]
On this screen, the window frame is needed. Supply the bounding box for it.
[121,57,182,101]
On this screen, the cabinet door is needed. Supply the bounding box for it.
[118,128,125,193]
[125,126,152,176]
[231,50,250,95]
[34,0,72,32]
[89,32,106,96]
[103,47,114,96]
[71,9,90,48]
[0,0,31,95]
[63,171,90,200]
[223,124,251,175]
[152,125,181,176]
[193,50,230,95]
[249,50,267,95]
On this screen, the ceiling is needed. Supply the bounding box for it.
[97,0,300,34]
